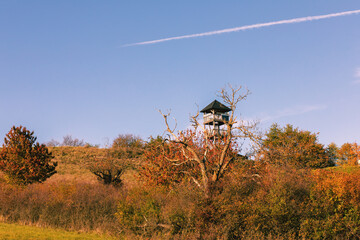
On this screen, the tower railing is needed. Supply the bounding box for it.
[203,113,229,124]
[206,128,228,139]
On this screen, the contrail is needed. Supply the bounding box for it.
[123,9,360,47]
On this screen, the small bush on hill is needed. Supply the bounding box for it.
[87,151,129,186]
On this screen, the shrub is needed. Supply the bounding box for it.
[112,134,143,150]
[116,187,163,235]
[0,126,57,185]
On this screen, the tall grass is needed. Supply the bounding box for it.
[0,179,123,235]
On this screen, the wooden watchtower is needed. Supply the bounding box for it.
[200,100,231,139]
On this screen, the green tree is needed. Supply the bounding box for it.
[259,124,333,168]
[0,126,57,185]
[325,143,338,166]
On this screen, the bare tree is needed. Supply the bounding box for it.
[61,135,85,147]
[46,139,60,147]
[159,85,259,197]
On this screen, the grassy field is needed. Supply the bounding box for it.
[0,222,116,240]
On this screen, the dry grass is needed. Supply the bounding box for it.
[0,179,123,235]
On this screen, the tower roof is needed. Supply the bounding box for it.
[200,100,231,113]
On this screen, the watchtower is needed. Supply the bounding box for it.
[200,100,231,139]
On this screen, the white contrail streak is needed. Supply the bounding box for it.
[123,9,360,47]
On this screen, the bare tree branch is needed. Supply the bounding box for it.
[158,84,259,197]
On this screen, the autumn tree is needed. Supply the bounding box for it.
[258,124,333,168]
[149,85,258,196]
[0,126,57,185]
[87,134,143,186]
[337,142,360,166]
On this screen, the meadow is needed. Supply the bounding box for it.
[0,222,115,240]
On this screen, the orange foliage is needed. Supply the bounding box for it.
[311,168,360,206]
[139,130,240,189]
[299,168,360,238]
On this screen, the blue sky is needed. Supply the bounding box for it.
[1,1,359,147]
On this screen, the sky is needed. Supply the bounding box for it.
[1,1,360,147]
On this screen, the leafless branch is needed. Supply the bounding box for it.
[158,84,258,197]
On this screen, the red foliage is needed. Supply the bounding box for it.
[139,130,240,189]
[0,126,57,185]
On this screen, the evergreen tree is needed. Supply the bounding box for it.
[0,126,57,185]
